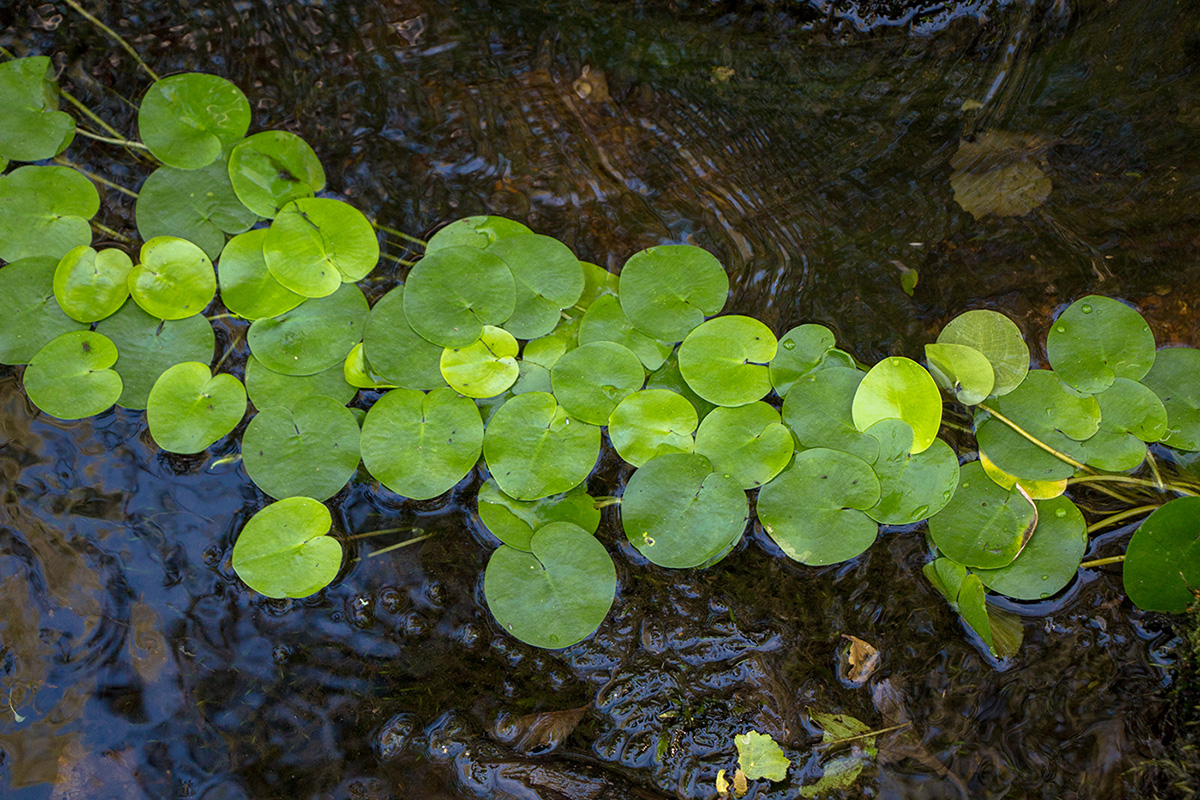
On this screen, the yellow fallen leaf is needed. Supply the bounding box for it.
[716,769,730,796]
[733,768,749,797]
[843,634,880,684]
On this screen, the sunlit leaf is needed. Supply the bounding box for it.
[232,497,341,598]
[227,130,326,217]
[440,325,519,398]
[243,395,361,501]
[936,309,1029,397]
[618,245,728,342]
[734,731,788,782]
[23,331,122,419]
[146,362,246,453]
[128,236,216,320]
[53,246,133,323]
[864,419,959,525]
[924,342,993,406]
[216,229,306,320]
[138,73,251,169]
[693,402,793,489]
[781,367,879,463]
[852,356,942,453]
[608,388,697,467]
[678,315,776,407]
[768,323,836,397]
[489,233,584,339]
[264,198,379,297]
[1046,295,1155,393]
[927,461,1035,569]
[1141,347,1200,451]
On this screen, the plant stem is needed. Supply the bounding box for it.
[592,496,621,509]
[1085,504,1160,534]
[368,217,426,247]
[91,220,131,242]
[74,126,150,151]
[206,312,240,322]
[213,332,243,371]
[60,91,129,141]
[380,253,417,267]
[367,532,436,557]
[54,157,139,198]
[1079,554,1126,569]
[61,0,161,81]
[1067,474,1198,496]
[977,403,1091,472]
[344,526,411,541]
[819,722,911,749]
[940,420,974,435]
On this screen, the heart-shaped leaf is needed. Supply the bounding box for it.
[693,402,793,489]
[53,246,133,322]
[483,392,600,500]
[361,285,447,390]
[608,388,698,467]
[924,342,994,405]
[243,395,361,501]
[618,245,728,342]
[244,354,356,412]
[0,166,98,261]
[146,362,246,453]
[769,323,836,397]
[128,236,217,320]
[0,57,75,162]
[1141,347,1200,451]
[974,495,1086,600]
[231,497,342,599]
[404,246,516,347]
[927,461,1036,569]
[216,229,306,320]
[264,198,379,297]
[440,325,520,398]
[578,294,673,370]
[864,419,960,525]
[95,301,215,409]
[24,331,122,419]
[678,315,776,407]
[489,233,584,339]
[781,367,879,463]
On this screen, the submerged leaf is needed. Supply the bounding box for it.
[950,132,1052,219]
[734,730,788,782]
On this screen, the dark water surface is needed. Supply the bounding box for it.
[2,0,1200,797]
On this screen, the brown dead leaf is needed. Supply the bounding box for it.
[128,599,168,684]
[733,767,748,797]
[870,679,947,774]
[494,705,589,755]
[842,635,880,685]
[950,131,1053,220]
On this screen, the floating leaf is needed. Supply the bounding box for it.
[0,165,98,261]
[483,392,600,500]
[1141,347,1200,451]
[678,315,776,407]
[53,246,133,322]
[361,387,483,500]
[927,461,1036,569]
[978,452,1067,500]
[247,283,368,375]
[135,160,257,259]
[95,301,215,409]
[924,557,1023,657]
[578,294,673,370]
[231,497,341,599]
[974,495,1086,600]
[489,234,584,339]
[608,389,698,467]
[852,356,942,453]
[23,331,122,419]
[484,521,616,648]
[645,351,715,421]
[734,731,788,782]
[440,325,519,398]
[781,367,879,463]
[864,419,960,525]
[477,479,600,551]
[243,396,361,501]
[361,285,446,390]
[950,132,1052,219]
[924,342,994,405]
[216,229,305,320]
[757,449,880,565]
[128,236,216,320]
[146,362,246,453]
[550,341,644,424]
[264,198,379,297]
[244,354,356,412]
[1124,497,1200,613]
[769,323,836,397]
[1046,296,1155,393]
[622,453,747,568]
[404,246,516,347]
[0,57,75,162]
[425,215,531,253]
[936,309,1029,397]
[1081,378,1167,471]
[618,245,728,342]
[343,343,396,389]
[693,402,793,489]
[522,318,579,370]
[0,256,86,364]
[576,261,619,310]
[227,130,326,217]
[138,73,251,169]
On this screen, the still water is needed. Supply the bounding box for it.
[2,0,1198,797]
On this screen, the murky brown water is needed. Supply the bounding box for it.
[2,0,1199,797]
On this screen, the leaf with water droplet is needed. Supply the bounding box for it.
[608,388,697,467]
[618,245,728,342]
[1080,377,1167,471]
[1047,295,1155,393]
[864,419,959,525]
[768,323,836,397]
[678,315,777,407]
[973,495,1085,599]
[852,356,942,453]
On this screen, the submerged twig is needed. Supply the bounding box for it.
[55,156,139,198]
[61,0,161,81]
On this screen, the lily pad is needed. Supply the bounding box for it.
[440,325,519,398]
[227,130,326,217]
[924,557,1023,657]
[608,389,698,467]
[343,343,396,390]
[1141,347,1200,451]
[243,395,361,501]
[936,309,1029,397]
[128,236,217,320]
[1081,378,1167,471]
[621,453,747,568]
[483,392,600,500]
[484,521,616,649]
[247,283,368,375]
[978,452,1067,500]
[645,352,715,422]
[0,165,98,261]
[781,367,879,463]
[757,449,881,566]
[769,324,836,397]
[146,362,246,453]
[53,246,133,323]
[578,294,673,370]
[864,419,960,525]
[361,285,446,390]
[735,731,789,782]
[138,73,251,169]
[244,354,356,411]
[1046,295,1155,393]
[404,246,516,347]
[360,387,484,500]
[135,160,258,259]
[23,331,122,419]
[678,315,776,407]
[264,198,379,297]
[925,342,994,405]
[618,245,728,342]
[852,356,942,454]
[522,318,579,370]
[425,215,532,253]
[927,461,1036,569]
[0,256,87,364]
[477,479,600,551]
[1123,497,1200,613]
[0,57,75,162]
[576,261,619,310]
[693,402,794,489]
[231,497,341,599]
[489,234,585,339]
[974,495,1086,600]
[95,301,215,409]
[216,229,306,320]
[550,341,645,424]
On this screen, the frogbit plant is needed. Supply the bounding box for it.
[2,52,1199,657]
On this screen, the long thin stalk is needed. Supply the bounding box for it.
[61,0,161,81]
[819,722,911,749]
[91,220,131,242]
[74,126,150,151]
[367,532,436,558]
[977,403,1090,472]
[60,91,128,141]
[1079,555,1126,569]
[1085,504,1160,534]
[380,253,417,267]
[1067,474,1197,496]
[344,526,411,541]
[54,157,139,198]
[368,217,426,248]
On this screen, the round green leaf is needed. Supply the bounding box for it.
[216,229,305,320]
[0,165,98,261]
[735,731,789,782]
[1124,497,1200,613]
[489,234,585,339]
[23,331,122,419]
[138,73,251,169]
[53,246,133,322]
[928,461,1037,569]
[243,396,361,501]
[757,448,881,566]
[522,317,579,370]
[425,215,532,253]
[477,479,600,551]
[577,261,619,311]
[244,354,356,411]
[146,362,246,454]
[937,309,1029,397]
[618,245,728,342]
[608,389,698,467]
[1047,295,1155,393]
[247,283,368,376]
[232,497,341,599]
[483,392,600,501]
[361,387,483,500]
[578,294,673,370]
[693,402,794,489]
[264,198,379,297]
[677,315,776,407]
[645,351,716,422]
[550,341,645,424]
[0,256,87,364]
[361,285,445,390]
[974,495,1086,600]
[440,325,519,398]
[622,453,747,568]
[0,57,75,162]
[95,301,215,409]
[403,246,516,347]
[128,236,216,320]
[135,160,257,259]
[924,342,994,406]
[852,356,942,454]
[343,342,396,390]
[1141,347,1200,451]
[769,323,836,397]
[781,367,879,463]
[228,130,326,217]
[864,419,960,525]
[1080,378,1167,471]
[484,521,615,648]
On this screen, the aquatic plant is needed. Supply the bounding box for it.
[2,52,1199,658]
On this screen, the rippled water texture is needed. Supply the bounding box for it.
[3,0,1200,797]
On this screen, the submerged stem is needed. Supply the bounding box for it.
[61,91,129,141]
[819,722,912,749]
[74,126,150,151]
[344,526,411,541]
[61,0,161,81]
[1085,504,1160,534]
[368,217,427,248]
[592,496,621,509]
[90,220,131,242]
[977,403,1091,472]
[1067,473,1197,497]
[1079,554,1126,569]
[367,532,436,557]
[380,253,417,267]
[54,157,139,198]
